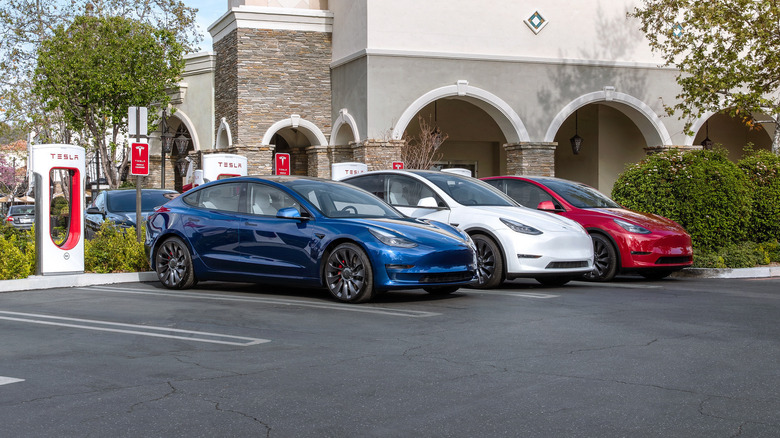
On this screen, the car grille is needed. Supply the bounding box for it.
[545,261,589,269]
[655,256,693,265]
[419,272,475,283]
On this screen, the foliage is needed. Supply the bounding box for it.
[693,241,780,269]
[630,0,780,154]
[34,14,185,189]
[612,148,752,250]
[737,150,780,242]
[402,115,448,170]
[84,221,148,273]
[0,227,34,279]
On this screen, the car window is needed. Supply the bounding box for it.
[9,205,34,215]
[419,172,515,206]
[501,179,555,209]
[347,174,385,200]
[286,180,403,219]
[106,191,177,212]
[385,175,445,207]
[194,183,244,213]
[542,179,620,208]
[248,183,300,216]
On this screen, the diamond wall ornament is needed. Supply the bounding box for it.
[672,23,684,37]
[524,11,549,35]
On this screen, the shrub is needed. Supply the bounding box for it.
[612,148,752,251]
[0,232,33,279]
[84,221,149,273]
[738,150,780,243]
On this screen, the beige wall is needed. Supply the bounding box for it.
[230,0,328,9]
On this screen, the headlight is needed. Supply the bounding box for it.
[500,218,542,235]
[369,228,418,248]
[614,219,651,234]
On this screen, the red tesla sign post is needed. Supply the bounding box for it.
[130,142,149,176]
[392,161,404,170]
[275,153,290,175]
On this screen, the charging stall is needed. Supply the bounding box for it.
[33,144,85,275]
[202,153,248,182]
[331,162,368,181]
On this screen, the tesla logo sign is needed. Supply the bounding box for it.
[218,162,243,169]
[392,161,404,170]
[130,142,149,175]
[275,153,290,175]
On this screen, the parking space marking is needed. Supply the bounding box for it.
[0,376,25,386]
[466,290,560,299]
[87,286,442,318]
[0,311,270,346]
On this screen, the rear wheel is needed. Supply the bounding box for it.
[155,237,197,289]
[583,234,618,282]
[470,234,504,289]
[325,243,374,303]
[424,286,460,295]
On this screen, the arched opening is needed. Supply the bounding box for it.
[164,117,195,192]
[691,111,773,159]
[262,115,328,176]
[330,109,360,146]
[401,99,508,177]
[553,104,648,194]
[216,118,233,149]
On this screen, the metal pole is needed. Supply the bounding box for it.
[161,109,166,190]
[135,107,143,243]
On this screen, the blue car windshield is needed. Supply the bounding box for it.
[285,180,404,219]
[542,179,620,208]
[107,191,176,212]
[418,172,515,207]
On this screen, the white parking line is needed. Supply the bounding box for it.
[87,286,442,318]
[0,311,269,346]
[0,376,25,386]
[466,290,560,299]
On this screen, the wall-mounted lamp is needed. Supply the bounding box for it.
[700,120,713,150]
[570,110,583,155]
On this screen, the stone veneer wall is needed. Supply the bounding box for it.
[504,142,557,176]
[215,27,332,167]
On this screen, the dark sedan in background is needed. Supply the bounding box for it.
[4,204,35,230]
[483,175,693,281]
[145,176,478,303]
[86,189,178,238]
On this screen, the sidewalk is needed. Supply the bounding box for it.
[0,266,778,294]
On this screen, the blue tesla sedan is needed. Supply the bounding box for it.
[145,176,477,303]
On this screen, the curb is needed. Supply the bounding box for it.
[672,266,780,279]
[0,272,158,293]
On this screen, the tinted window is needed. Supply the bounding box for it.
[248,183,300,216]
[348,174,385,200]
[386,175,445,207]
[9,205,34,215]
[286,180,403,219]
[419,172,515,206]
[194,183,244,213]
[542,179,620,208]
[106,191,177,212]
[501,179,555,209]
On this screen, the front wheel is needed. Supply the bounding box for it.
[470,234,504,289]
[325,243,374,303]
[155,237,197,289]
[583,234,618,282]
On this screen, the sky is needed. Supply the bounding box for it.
[185,0,227,53]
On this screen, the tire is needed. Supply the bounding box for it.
[424,286,460,295]
[155,236,197,289]
[535,277,571,287]
[470,234,504,289]
[639,270,673,280]
[583,234,618,282]
[325,243,374,303]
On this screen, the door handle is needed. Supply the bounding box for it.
[244,222,258,226]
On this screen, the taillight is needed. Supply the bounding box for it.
[6,216,13,222]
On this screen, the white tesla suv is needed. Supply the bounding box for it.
[343,170,594,288]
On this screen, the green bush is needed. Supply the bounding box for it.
[738,150,780,243]
[612,148,752,251]
[0,232,33,279]
[84,221,149,273]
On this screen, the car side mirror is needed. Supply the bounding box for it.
[417,197,438,208]
[537,200,563,212]
[86,206,103,215]
[276,207,309,220]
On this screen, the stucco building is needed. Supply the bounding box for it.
[153,0,774,194]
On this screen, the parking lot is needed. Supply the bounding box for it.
[2,276,779,437]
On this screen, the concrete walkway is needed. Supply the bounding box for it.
[0,266,778,294]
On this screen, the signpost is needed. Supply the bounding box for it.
[128,106,147,242]
[275,153,290,175]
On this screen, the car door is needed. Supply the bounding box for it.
[236,182,320,281]
[183,182,243,272]
[384,175,451,223]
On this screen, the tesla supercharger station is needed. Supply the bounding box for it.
[201,153,247,182]
[33,144,85,275]
[331,162,368,181]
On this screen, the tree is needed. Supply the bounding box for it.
[631,0,780,154]
[402,115,448,170]
[34,15,185,189]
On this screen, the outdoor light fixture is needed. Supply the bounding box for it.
[700,120,713,150]
[174,133,190,155]
[570,110,583,155]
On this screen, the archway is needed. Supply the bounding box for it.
[330,108,360,145]
[262,115,328,175]
[687,111,773,160]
